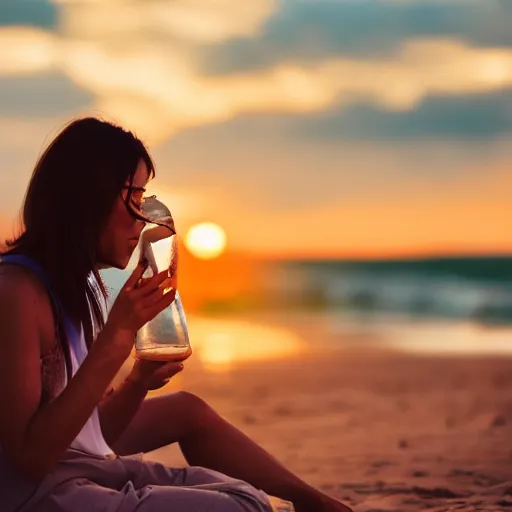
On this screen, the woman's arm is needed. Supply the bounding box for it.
[0,269,131,480]
[99,359,184,446]
[98,375,148,447]
[0,261,174,481]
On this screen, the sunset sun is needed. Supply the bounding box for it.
[185,222,227,260]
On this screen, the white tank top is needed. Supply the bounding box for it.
[67,323,113,457]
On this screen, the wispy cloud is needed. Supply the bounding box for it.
[1,13,511,144]
[0,27,57,75]
[55,0,276,43]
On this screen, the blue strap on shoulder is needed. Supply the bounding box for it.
[0,254,55,296]
[0,253,80,354]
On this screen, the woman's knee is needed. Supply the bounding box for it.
[171,391,219,432]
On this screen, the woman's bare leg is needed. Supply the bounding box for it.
[112,392,352,512]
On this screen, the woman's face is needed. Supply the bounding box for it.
[96,159,149,269]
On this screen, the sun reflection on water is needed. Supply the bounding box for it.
[186,317,306,372]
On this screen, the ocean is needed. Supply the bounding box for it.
[263,256,512,327]
[101,255,512,360]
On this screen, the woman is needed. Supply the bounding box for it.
[0,117,352,512]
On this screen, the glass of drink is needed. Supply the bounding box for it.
[130,194,192,362]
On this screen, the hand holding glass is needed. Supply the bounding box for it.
[132,195,192,362]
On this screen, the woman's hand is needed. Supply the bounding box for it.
[104,262,176,351]
[128,359,184,391]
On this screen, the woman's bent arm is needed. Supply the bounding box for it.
[0,269,130,481]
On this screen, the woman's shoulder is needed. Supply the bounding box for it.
[0,263,55,340]
[0,262,49,302]
[0,263,63,391]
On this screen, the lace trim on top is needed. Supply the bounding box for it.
[40,337,66,403]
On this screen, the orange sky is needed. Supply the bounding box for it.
[2,161,512,260]
[1,4,512,260]
[1,150,512,260]
[2,183,511,260]
[171,166,512,260]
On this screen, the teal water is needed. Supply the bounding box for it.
[276,255,512,326]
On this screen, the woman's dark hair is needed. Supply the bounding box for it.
[3,117,155,365]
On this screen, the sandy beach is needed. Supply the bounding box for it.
[117,313,512,512]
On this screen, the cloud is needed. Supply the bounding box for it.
[2,23,512,145]
[291,89,512,140]
[0,27,58,75]
[54,0,276,43]
[201,0,512,75]
[1,0,511,145]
